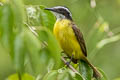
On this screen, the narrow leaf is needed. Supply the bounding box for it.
[37,28,61,69]
[74,73,84,80]
[39,6,55,31]
[43,70,58,80]
[14,33,25,74]
[24,28,41,75]
[97,68,108,80]
[0,4,14,57]
[79,60,93,80]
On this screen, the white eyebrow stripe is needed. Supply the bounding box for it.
[53,6,72,17]
[54,6,69,11]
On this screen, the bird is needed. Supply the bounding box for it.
[45,6,101,78]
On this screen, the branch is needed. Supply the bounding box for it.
[61,56,79,74]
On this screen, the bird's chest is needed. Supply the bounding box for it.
[53,20,78,53]
[54,22,73,40]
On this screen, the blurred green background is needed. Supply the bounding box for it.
[0,0,120,80]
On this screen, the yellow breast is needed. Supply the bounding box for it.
[53,19,84,59]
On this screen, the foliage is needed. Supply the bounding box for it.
[0,0,61,79]
[7,73,35,80]
[0,0,120,80]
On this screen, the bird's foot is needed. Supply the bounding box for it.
[65,62,70,67]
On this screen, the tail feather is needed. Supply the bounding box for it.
[83,57,101,79]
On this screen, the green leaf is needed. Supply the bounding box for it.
[7,73,35,80]
[11,0,25,32]
[22,73,35,80]
[43,69,84,80]
[79,60,93,80]
[14,33,25,74]
[37,27,61,69]
[39,5,56,31]
[0,4,14,51]
[97,68,108,80]
[43,70,58,80]
[74,73,84,80]
[57,69,73,80]
[24,29,41,58]
[24,28,41,75]
[26,5,55,31]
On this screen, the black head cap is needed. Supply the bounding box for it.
[45,6,72,20]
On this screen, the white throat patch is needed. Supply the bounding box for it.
[52,12,65,21]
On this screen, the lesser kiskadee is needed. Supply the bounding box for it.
[45,6,101,78]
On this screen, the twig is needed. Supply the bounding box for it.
[61,56,79,74]
[24,22,38,36]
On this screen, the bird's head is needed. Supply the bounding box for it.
[45,6,72,21]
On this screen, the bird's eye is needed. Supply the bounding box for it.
[59,9,62,11]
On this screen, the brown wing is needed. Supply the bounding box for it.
[72,23,87,57]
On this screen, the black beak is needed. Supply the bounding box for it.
[44,8,54,11]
